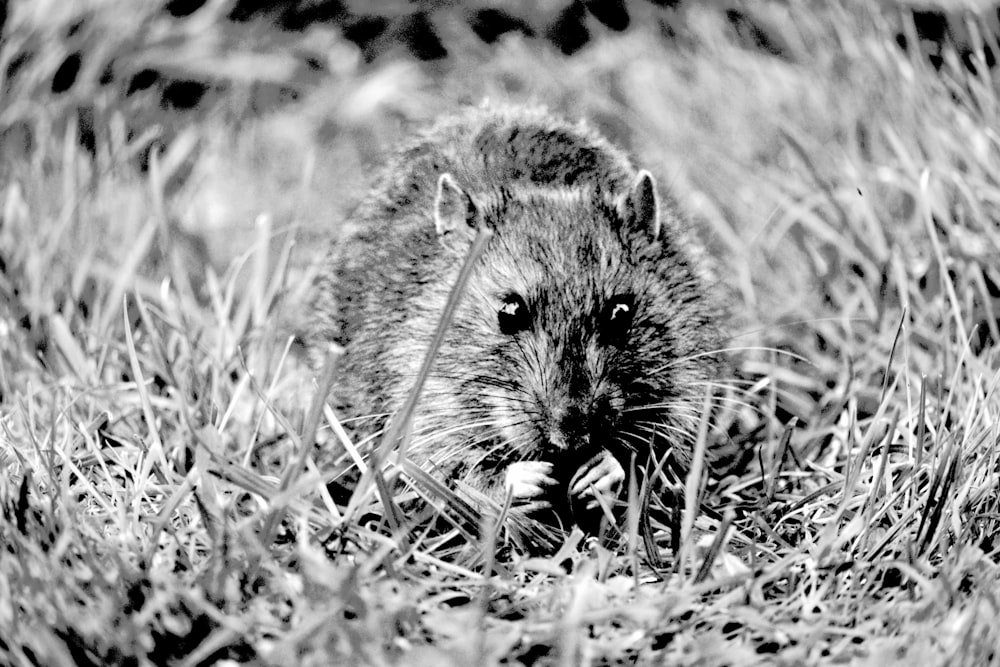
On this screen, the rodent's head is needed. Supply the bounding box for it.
[427,171,722,477]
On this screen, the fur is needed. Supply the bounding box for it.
[307,104,725,527]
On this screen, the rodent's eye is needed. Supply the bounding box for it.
[601,294,636,345]
[498,294,531,335]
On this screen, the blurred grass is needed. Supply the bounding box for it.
[3,0,1000,664]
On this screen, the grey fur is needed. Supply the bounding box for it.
[307,104,725,522]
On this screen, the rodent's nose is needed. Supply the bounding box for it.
[547,429,569,451]
[546,406,589,451]
[547,428,588,451]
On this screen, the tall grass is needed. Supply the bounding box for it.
[2,1,1000,664]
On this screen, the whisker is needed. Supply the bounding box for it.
[652,345,810,374]
[633,395,761,414]
[629,421,695,442]
[334,412,393,426]
[394,370,523,393]
[623,402,702,415]
[687,378,814,400]
[688,379,764,391]
[436,430,534,470]
[725,317,871,340]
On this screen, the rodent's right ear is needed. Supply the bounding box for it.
[619,170,661,242]
[434,173,478,236]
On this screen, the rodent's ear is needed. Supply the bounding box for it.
[434,173,478,236]
[620,170,660,241]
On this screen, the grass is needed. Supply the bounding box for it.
[3,1,1000,664]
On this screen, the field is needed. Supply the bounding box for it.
[3,1,1000,664]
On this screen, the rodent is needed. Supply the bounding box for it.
[307,104,724,537]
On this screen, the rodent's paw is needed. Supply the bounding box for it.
[505,461,556,510]
[569,451,625,510]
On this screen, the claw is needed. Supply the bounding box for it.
[569,450,625,499]
[505,461,556,508]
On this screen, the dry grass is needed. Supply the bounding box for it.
[3,1,1000,665]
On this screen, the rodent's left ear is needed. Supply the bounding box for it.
[619,170,660,241]
[434,173,478,237]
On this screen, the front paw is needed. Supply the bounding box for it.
[505,461,556,511]
[569,450,625,510]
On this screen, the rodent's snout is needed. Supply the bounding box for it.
[545,428,586,452]
[541,403,589,452]
[539,396,618,453]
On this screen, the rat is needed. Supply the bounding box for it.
[307,104,725,535]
